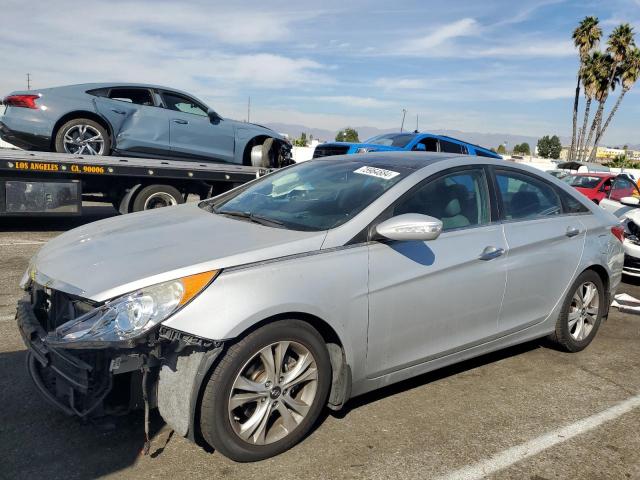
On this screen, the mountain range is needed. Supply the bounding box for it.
[265,122,638,151]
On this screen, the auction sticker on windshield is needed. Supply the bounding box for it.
[354,166,400,180]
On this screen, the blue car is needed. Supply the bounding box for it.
[313,132,502,159]
[0,83,291,167]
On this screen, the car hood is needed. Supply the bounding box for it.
[28,203,326,302]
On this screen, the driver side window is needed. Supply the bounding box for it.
[392,168,490,231]
[161,92,208,117]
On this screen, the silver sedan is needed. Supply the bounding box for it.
[16,152,624,461]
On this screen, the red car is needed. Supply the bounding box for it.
[565,173,635,204]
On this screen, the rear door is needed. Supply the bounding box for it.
[493,167,586,334]
[159,90,235,162]
[92,87,170,155]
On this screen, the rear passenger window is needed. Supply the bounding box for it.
[440,140,464,154]
[558,189,590,214]
[496,171,562,220]
[108,88,154,106]
[393,168,490,231]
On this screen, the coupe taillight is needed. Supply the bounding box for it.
[611,225,625,242]
[2,94,40,109]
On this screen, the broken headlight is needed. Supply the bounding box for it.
[47,271,218,345]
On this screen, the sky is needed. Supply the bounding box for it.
[1,0,639,145]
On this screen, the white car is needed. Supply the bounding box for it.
[599,176,640,277]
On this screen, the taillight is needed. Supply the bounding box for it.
[611,225,625,242]
[3,94,39,109]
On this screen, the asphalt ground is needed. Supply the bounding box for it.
[1,204,639,480]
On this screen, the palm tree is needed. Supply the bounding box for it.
[590,48,640,154]
[575,53,600,159]
[569,16,601,160]
[583,53,613,159]
[588,24,636,161]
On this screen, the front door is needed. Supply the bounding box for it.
[160,91,235,162]
[366,167,507,377]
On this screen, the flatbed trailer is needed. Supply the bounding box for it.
[0,149,272,216]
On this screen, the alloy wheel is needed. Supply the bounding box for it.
[568,281,599,341]
[63,124,105,155]
[228,341,318,445]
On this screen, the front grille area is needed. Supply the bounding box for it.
[30,283,96,332]
[313,144,350,158]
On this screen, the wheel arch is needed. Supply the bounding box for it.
[241,134,271,165]
[50,111,113,151]
[583,264,610,302]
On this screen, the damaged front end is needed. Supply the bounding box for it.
[16,271,223,446]
[621,216,640,276]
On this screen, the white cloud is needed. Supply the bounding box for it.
[313,96,395,108]
[399,18,479,54]
[476,41,575,58]
[373,77,428,90]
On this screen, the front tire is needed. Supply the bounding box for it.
[54,118,110,155]
[199,320,331,462]
[549,270,605,352]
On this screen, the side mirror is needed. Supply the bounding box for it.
[375,214,443,241]
[620,196,640,207]
[602,184,611,192]
[207,109,221,123]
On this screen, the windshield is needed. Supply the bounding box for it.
[364,133,415,148]
[204,161,411,231]
[568,175,604,188]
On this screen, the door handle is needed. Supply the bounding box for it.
[173,119,188,125]
[111,109,126,115]
[479,246,505,261]
[566,226,581,238]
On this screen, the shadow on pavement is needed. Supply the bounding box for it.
[0,204,118,232]
[0,349,165,480]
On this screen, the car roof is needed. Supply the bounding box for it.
[44,83,200,100]
[311,151,475,170]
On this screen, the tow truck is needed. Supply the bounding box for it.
[0,149,282,216]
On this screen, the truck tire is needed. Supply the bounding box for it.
[54,118,111,156]
[199,319,332,462]
[131,184,184,212]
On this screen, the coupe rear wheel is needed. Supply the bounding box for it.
[199,320,331,462]
[54,118,110,155]
[549,270,605,352]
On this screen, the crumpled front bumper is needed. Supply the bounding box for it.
[16,298,149,417]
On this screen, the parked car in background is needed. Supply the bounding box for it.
[17,152,622,462]
[565,172,624,204]
[547,169,571,180]
[599,179,640,277]
[0,83,290,167]
[313,132,501,159]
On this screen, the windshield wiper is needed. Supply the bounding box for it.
[217,210,286,228]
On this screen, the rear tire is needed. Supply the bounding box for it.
[54,118,111,155]
[131,184,183,212]
[549,270,605,352]
[199,320,331,462]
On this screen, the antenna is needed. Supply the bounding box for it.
[247,96,251,123]
[400,109,407,133]
[26,73,31,90]
[416,114,419,132]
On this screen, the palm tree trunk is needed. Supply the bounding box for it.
[569,76,581,160]
[576,97,592,160]
[591,89,627,156]
[584,101,604,161]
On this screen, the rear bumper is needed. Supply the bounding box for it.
[0,121,50,151]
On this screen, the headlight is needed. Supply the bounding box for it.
[48,270,218,346]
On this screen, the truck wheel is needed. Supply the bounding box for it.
[199,320,331,462]
[54,118,111,156]
[131,185,184,212]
